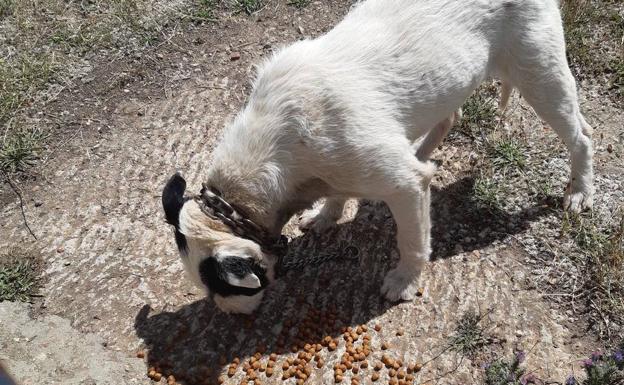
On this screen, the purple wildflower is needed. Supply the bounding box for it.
[565,375,577,385]
[481,362,491,370]
[521,373,538,384]
[590,351,602,362]
[515,350,526,364]
[613,350,624,364]
[582,358,594,368]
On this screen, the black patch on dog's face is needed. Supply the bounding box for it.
[162,173,190,253]
[199,256,269,297]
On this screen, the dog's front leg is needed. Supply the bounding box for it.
[381,164,434,301]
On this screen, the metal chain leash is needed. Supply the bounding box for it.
[278,235,360,272]
[196,185,360,273]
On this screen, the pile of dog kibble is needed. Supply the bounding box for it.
[139,289,425,385]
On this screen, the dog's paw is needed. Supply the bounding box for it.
[298,207,338,232]
[381,268,421,302]
[564,187,593,213]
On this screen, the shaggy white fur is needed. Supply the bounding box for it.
[175,0,594,313]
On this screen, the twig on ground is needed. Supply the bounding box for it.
[1,171,37,240]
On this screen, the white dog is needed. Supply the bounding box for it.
[162,0,594,314]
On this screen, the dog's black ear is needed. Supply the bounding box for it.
[162,173,186,227]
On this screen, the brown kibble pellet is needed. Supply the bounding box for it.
[372,372,380,381]
[297,380,304,385]
[335,369,343,376]
[374,324,381,332]
[375,362,383,371]
[396,328,404,336]
[317,359,324,368]
[406,374,415,381]
[328,342,337,351]
[269,353,277,361]
[381,342,390,350]
[252,361,261,370]
[335,375,343,383]
[153,373,162,382]
[398,370,406,379]
[399,380,407,385]
[352,366,359,374]
[389,379,399,385]
[228,368,236,377]
[136,350,145,359]
[414,362,423,372]
[393,362,401,370]
[389,369,397,377]
[417,287,424,296]
[361,362,368,369]
[267,367,274,377]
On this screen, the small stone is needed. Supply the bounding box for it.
[607,144,613,153]
[230,52,241,61]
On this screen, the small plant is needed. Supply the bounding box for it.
[473,175,503,210]
[565,350,624,385]
[484,351,537,385]
[0,127,48,173]
[0,0,14,18]
[459,85,498,139]
[0,249,39,302]
[490,139,526,170]
[288,0,310,8]
[233,0,263,14]
[193,0,217,21]
[449,310,489,356]
[561,212,624,339]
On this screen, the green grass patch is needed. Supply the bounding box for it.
[288,0,311,8]
[472,175,504,211]
[562,212,624,337]
[449,310,489,357]
[233,0,264,14]
[459,85,499,139]
[484,352,532,385]
[0,127,48,173]
[0,53,58,126]
[0,0,14,18]
[489,139,526,170]
[0,249,40,302]
[561,0,624,101]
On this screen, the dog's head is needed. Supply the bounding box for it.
[162,173,276,314]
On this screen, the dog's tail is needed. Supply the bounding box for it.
[499,81,513,111]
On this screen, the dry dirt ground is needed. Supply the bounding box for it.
[1,1,623,385]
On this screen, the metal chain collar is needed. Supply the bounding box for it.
[196,185,288,257]
[196,184,360,274]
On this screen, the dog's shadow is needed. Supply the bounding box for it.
[134,176,552,384]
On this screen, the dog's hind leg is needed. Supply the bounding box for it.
[510,34,593,212]
[299,198,347,232]
[415,109,461,161]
